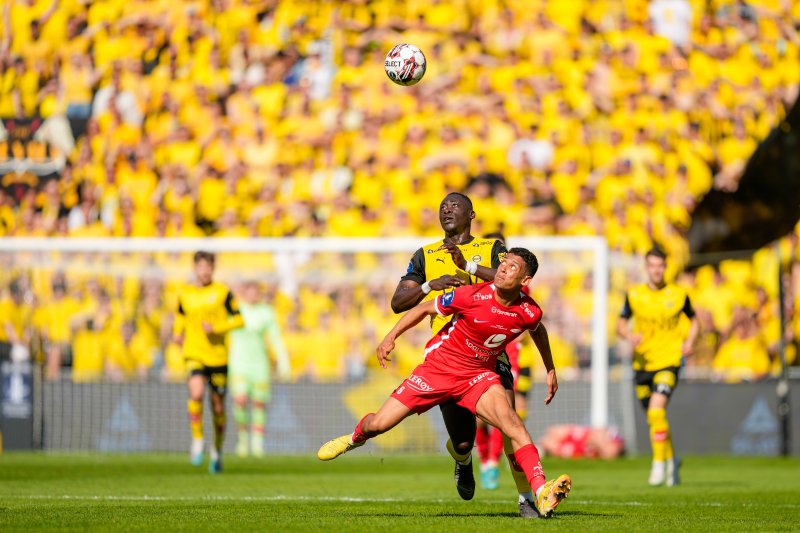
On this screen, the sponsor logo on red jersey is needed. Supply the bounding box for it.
[407,374,434,392]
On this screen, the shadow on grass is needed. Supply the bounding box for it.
[427,512,520,518]
[555,510,622,518]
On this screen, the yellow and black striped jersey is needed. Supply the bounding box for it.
[620,283,695,371]
[401,237,507,334]
[173,281,244,367]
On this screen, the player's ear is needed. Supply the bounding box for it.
[469,210,475,221]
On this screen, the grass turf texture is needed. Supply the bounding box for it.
[1,453,798,532]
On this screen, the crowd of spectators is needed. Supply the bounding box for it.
[0,0,799,382]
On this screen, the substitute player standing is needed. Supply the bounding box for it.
[230,281,291,457]
[617,247,699,486]
[173,251,244,473]
[319,248,571,518]
[391,193,538,517]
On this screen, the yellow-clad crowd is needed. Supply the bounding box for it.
[0,0,799,383]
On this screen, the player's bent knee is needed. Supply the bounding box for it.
[454,441,473,455]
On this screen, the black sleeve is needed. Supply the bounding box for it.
[224,291,241,315]
[620,294,633,319]
[681,295,695,319]
[400,248,426,284]
[490,240,508,269]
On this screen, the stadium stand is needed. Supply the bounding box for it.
[0,0,798,383]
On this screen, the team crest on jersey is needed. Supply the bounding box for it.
[472,255,482,263]
[498,252,507,262]
[406,261,413,273]
[440,291,455,307]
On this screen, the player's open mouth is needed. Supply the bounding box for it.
[442,217,453,223]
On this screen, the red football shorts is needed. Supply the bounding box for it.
[390,359,502,415]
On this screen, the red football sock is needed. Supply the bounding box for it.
[514,443,546,494]
[475,425,490,464]
[352,413,374,444]
[488,427,504,463]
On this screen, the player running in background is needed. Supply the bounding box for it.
[475,232,533,491]
[391,193,539,517]
[319,249,571,518]
[617,247,699,486]
[229,281,291,457]
[173,251,244,473]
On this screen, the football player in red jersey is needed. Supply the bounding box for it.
[318,249,571,518]
[392,194,537,517]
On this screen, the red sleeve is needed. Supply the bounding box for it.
[434,285,475,317]
[521,299,543,331]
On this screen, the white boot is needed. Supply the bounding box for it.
[666,457,681,487]
[190,438,205,466]
[649,460,666,486]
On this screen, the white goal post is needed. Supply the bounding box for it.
[0,236,610,430]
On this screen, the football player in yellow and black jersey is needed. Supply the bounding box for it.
[391,192,538,518]
[173,251,244,473]
[618,247,698,487]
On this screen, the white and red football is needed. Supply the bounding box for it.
[384,44,426,86]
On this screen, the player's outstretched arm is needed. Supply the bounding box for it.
[377,299,437,368]
[529,323,558,404]
[391,279,428,313]
[390,277,464,313]
[682,315,700,357]
[265,312,292,381]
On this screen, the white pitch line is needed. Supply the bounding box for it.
[3,495,799,509]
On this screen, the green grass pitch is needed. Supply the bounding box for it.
[1,452,798,532]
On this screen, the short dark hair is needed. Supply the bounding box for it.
[508,247,539,278]
[194,251,216,264]
[645,247,667,261]
[443,192,473,212]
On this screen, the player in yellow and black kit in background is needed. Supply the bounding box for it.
[618,247,698,487]
[173,251,244,473]
[390,193,540,519]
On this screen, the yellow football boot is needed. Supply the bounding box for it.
[536,474,572,517]
[317,434,365,461]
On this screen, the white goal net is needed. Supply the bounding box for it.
[0,237,635,454]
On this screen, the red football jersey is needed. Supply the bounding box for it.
[426,282,543,373]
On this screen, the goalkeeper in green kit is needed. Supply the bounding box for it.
[229,281,291,457]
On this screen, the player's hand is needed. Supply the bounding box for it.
[376,337,395,369]
[428,275,464,291]
[628,333,643,347]
[544,369,558,405]
[439,239,467,269]
[172,334,184,345]
[201,322,214,334]
[681,340,694,356]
